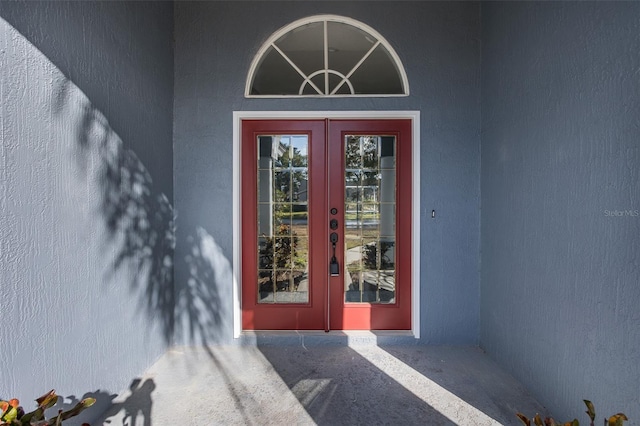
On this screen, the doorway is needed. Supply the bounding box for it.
[239,117,414,331]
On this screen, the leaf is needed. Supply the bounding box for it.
[19,406,45,423]
[517,413,531,426]
[608,413,628,426]
[8,400,18,409]
[1,406,18,423]
[47,397,96,423]
[583,400,595,422]
[534,414,544,426]
[81,398,96,408]
[0,401,8,416]
[35,390,58,410]
[544,417,558,426]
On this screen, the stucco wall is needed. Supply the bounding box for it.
[0,1,174,422]
[173,1,482,344]
[480,2,640,421]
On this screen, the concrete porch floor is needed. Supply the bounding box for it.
[96,332,549,425]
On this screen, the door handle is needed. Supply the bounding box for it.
[330,232,339,276]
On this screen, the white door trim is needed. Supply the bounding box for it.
[232,111,421,338]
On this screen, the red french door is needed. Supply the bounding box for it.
[241,119,412,331]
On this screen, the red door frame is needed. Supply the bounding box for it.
[241,119,411,330]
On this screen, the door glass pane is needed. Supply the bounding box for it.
[344,136,396,304]
[257,135,309,304]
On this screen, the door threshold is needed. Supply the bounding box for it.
[238,330,418,347]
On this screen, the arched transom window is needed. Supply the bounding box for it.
[246,15,409,97]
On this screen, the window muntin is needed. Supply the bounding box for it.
[246,15,409,97]
[257,135,310,303]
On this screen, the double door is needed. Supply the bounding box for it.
[241,119,411,330]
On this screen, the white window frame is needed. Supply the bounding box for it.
[232,111,421,338]
[245,15,410,98]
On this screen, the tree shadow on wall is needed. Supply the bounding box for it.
[53,78,176,344]
[52,78,225,348]
[176,227,226,346]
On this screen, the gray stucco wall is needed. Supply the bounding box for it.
[480,2,640,422]
[173,1,481,344]
[0,1,173,422]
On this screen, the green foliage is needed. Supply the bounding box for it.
[274,145,307,203]
[362,241,393,270]
[259,224,300,270]
[345,136,381,189]
[517,400,628,426]
[0,390,95,425]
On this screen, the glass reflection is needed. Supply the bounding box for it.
[344,135,396,304]
[257,135,309,304]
